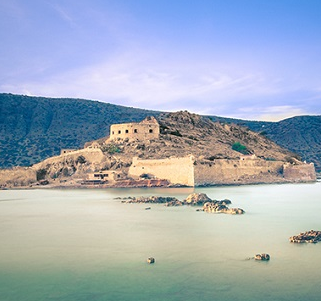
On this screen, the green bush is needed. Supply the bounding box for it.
[101,144,121,154]
[232,142,249,155]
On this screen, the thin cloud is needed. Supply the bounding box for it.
[236,106,308,121]
[50,3,77,28]
[2,50,290,116]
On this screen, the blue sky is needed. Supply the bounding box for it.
[1,0,321,120]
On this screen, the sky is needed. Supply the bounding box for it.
[1,0,321,121]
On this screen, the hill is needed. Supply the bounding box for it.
[0,93,160,167]
[95,111,295,164]
[0,93,320,171]
[208,115,321,171]
[1,111,315,189]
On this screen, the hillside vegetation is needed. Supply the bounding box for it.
[0,94,159,167]
[1,93,320,171]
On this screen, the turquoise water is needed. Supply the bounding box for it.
[0,183,321,301]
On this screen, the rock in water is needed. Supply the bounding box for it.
[184,193,212,205]
[147,257,155,264]
[203,202,245,215]
[122,196,180,204]
[289,230,321,243]
[255,253,270,261]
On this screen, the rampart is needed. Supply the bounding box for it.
[109,116,159,141]
[283,163,316,182]
[128,156,194,186]
[33,148,107,168]
[194,159,284,185]
[60,149,76,155]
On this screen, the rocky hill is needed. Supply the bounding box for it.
[2,111,315,189]
[254,116,321,172]
[92,111,296,167]
[208,115,321,171]
[0,93,159,167]
[1,93,320,171]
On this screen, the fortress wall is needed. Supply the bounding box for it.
[110,123,159,141]
[283,163,316,182]
[194,159,284,185]
[128,156,194,186]
[33,148,106,169]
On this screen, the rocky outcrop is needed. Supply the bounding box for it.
[121,196,181,205]
[147,257,155,264]
[183,193,244,214]
[203,202,245,214]
[289,230,321,243]
[122,193,245,214]
[183,193,212,205]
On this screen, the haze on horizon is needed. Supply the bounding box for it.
[1,0,321,121]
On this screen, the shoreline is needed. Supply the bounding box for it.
[2,178,318,190]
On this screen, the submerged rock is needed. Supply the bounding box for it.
[120,193,245,214]
[225,207,245,215]
[219,199,232,205]
[164,199,183,207]
[255,253,270,261]
[203,202,245,215]
[147,257,155,264]
[121,196,180,204]
[289,230,321,243]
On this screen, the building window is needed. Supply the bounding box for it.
[149,129,153,133]
[125,129,129,133]
[118,130,121,134]
[112,131,114,135]
[134,129,138,133]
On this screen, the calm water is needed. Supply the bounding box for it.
[0,183,321,301]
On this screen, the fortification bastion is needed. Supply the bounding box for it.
[108,116,159,141]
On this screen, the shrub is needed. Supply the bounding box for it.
[101,144,121,154]
[265,157,276,161]
[169,130,182,137]
[76,155,86,164]
[36,168,47,181]
[232,142,249,155]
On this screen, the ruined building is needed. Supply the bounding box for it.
[109,116,160,141]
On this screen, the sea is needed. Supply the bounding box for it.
[0,182,321,301]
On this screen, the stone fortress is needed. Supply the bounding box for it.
[109,116,160,141]
[103,116,316,187]
[0,113,316,188]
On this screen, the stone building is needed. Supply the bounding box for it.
[109,116,159,141]
[85,170,123,184]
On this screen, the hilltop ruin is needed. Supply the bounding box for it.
[0,111,316,188]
